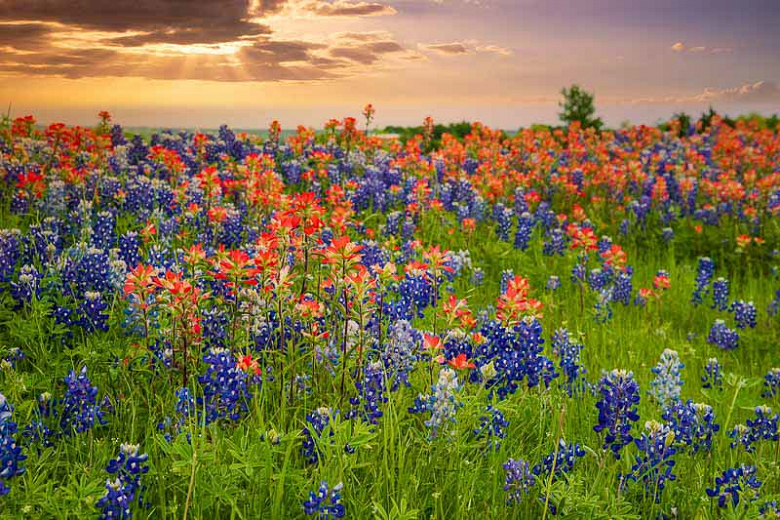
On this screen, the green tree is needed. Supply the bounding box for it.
[559,84,603,130]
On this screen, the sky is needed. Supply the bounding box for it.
[0,0,778,129]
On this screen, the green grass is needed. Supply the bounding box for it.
[1,212,779,519]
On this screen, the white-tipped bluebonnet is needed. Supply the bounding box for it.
[409,368,462,438]
[198,348,252,425]
[730,300,757,329]
[347,361,387,425]
[593,369,641,459]
[551,328,587,396]
[303,481,345,519]
[706,465,761,508]
[546,275,560,291]
[662,400,719,453]
[532,439,585,479]
[96,443,150,519]
[514,212,534,251]
[762,368,780,399]
[691,257,714,306]
[662,227,674,244]
[729,405,779,453]
[707,319,739,350]
[0,394,26,496]
[381,320,419,391]
[543,228,566,257]
[503,458,536,504]
[473,405,508,451]
[60,366,108,435]
[621,421,677,501]
[711,277,730,311]
[702,358,723,389]
[648,349,684,409]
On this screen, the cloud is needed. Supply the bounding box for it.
[421,42,469,54]
[420,41,512,56]
[291,0,396,16]
[670,42,734,55]
[695,81,780,103]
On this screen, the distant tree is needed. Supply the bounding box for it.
[559,84,603,130]
[697,106,718,131]
[672,112,692,138]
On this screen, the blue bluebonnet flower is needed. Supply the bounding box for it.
[691,257,714,306]
[499,269,514,295]
[157,388,195,442]
[662,227,674,244]
[473,405,508,451]
[96,443,150,519]
[648,349,684,409]
[769,289,780,317]
[730,300,757,329]
[621,421,677,501]
[503,458,535,504]
[706,465,762,508]
[494,204,513,242]
[711,278,730,311]
[546,275,560,291]
[729,405,779,452]
[532,439,585,478]
[611,268,633,306]
[1,347,25,370]
[543,229,566,257]
[471,268,484,286]
[760,501,780,517]
[348,361,387,425]
[9,264,41,307]
[409,368,462,438]
[594,288,613,323]
[303,481,345,519]
[762,368,780,399]
[593,369,641,459]
[60,366,108,435]
[0,229,22,284]
[707,320,739,350]
[0,394,26,496]
[514,212,534,251]
[551,328,587,396]
[198,348,252,424]
[78,291,110,333]
[662,400,719,453]
[702,358,723,389]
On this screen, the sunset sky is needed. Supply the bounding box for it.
[0,0,778,129]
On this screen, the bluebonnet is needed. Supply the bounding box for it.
[302,481,345,519]
[593,369,641,459]
[621,421,677,501]
[300,407,353,465]
[514,212,534,251]
[0,229,22,284]
[381,320,419,390]
[9,264,41,307]
[711,278,730,311]
[551,328,587,396]
[78,291,110,333]
[1,347,25,370]
[706,465,761,508]
[662,227,674,243]
[702,358,723,389]
[546,275,560,291]
[691,257,714,306]
[60,366,108,435]
[707,320,739,350]
[662,400,719,453]
[503,458,536,504]
[494,204,513,242]
[760,501,780,517]
[499,269,514,294]
[762,368,780,399]
[409,368,462,438]
[347,361,387,425]
[611,269,633,306]
[0,394,26,496]
[594,288,613,323]
[96,443,150,519]
[532,439,585,478]
[730,300,757,329]
[769,289,780,317]
[157,388,195,442]
[473,405,508,451]
[198,348,252,424]
[543,228,566,257]
[648,349,684,409]
[729,405,779,452]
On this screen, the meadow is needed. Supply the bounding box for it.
[0,110,779,519]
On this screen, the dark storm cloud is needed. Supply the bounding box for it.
[0,23,55,50]
[0,0,276,45]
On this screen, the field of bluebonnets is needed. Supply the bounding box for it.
[0,108,779,519]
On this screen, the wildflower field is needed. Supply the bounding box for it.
[1,109,780,519]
